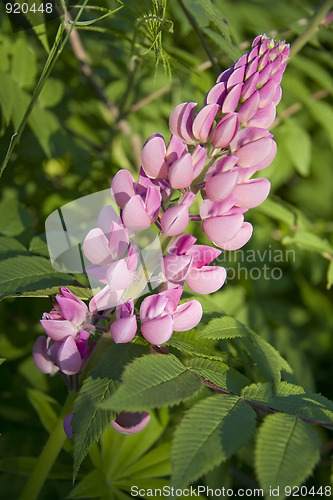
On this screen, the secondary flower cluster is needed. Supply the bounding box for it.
[34,34,289,435]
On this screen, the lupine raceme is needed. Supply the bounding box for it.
[34,34,289,435]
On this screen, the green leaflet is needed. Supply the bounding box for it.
[255,413,321,496]
[281,119,312,176]
[242,381,333,429]
[166,329,229,361]
[198,315,292,387]
[0,194,34,237]
[198,316,250,339]
[73,343,148,478]
[0,236,29,258]
[101,353,203,412]
[188,357,250,394]
[0,457,75,479]
[27,389,60,435]
[257,197,295,226]
[171,394,256,489]
[0,255,73,301]
[283,231,333,256]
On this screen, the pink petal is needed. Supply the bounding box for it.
[168,153,194,189]
[200,195,238,219]
[241,72,259,100]
[186,266,226,294]
[235,138,274,168]
[144,186,161,221]
[111,411,150,434]
[106,259,133,290]
[111,316,137,343]
[212,113,239,149]
[205,170,239,202]
[159,286,183,313]
[221,84,242,113]
[161,205,189,237]
[234,54,247,69]
[85,264,109,284]
[33,336,58,375]
[163,254,191,282]
[168,233,196,255]
[205,82,227,106]
[173,300,202,331]
[255,140,277,170]
[247,103,276,129]
[216,67,234,83]
[230,126,271,151]
[259,80,277,108]
[273,86,282,106]
[108,221,129,260]
[141,133,168,179]
[56,295,87,327]
[97,205,120,235]
[237,90,260,123]
[140,294,169,321]
[40,319,76,342]
[188,244,221,267]
[111,170,136,209]
[227,65,245,88]
[83,228,113,266]
[63,413,73,439]
[57,336,82,375]
[89,286,123,313]
[257,61,273,87]
[192,145,207,179]
[122,195,152,230]
[169,102,197,142]
[77,330,90,357]
[245,56,259,80]
[166,134,188,164]
[141,315,174,344]
[192,104,219,142]
[233,178,271,208]
[219,222,253,250]
[125,244,138,273]
[203,214,244,246]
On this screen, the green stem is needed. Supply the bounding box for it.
[19,391,77,500]
[289,0,333,58]
[0,0,89,181]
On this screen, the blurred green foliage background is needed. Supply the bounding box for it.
[0,0,332,497]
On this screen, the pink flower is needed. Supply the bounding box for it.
[161,192,195,237]
[162,234,226,294]
[110,299,137,344]
[111,411,151,434]
[139,287,202,344]
[111,170,161,231]
[40,287,88,342]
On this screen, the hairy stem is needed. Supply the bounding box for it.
[289,0,333,58]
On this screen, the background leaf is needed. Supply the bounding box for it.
[255,413,321,496]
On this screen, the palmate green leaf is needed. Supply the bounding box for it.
[27,388,60,434]
[0,194,34,237]
[239,334,287,388]
[73,377,116,480]
[198,315,292,386]
[327,260,333,290]
[282,120,312,176]
[101,353,203,412]
[198,316,250,340]
[0,255,73,301]
[242,381,333,429]
[171,394,256,489]
[0,457,75,479]
[29,234,49,257]
[0,236,29,258]
[191,0,241,61]
[283,231,333,255]
[255,413,321,496]
[73,343,148,478]
[166,329,228,361]
[68,469,110,499]
[257,197,295,226]
[188,357,250,394]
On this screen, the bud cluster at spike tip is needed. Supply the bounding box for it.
[34,34,289,436]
